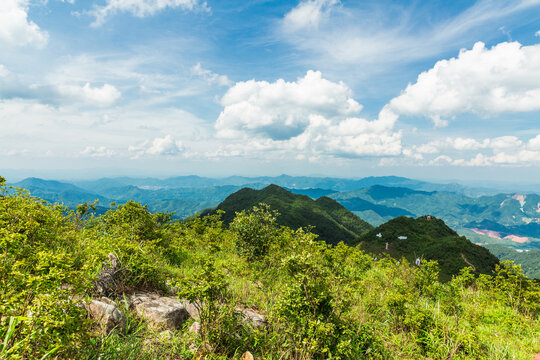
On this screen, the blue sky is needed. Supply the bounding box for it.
[1,0,540,182]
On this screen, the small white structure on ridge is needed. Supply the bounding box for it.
[376,233,382,238]
[398,235,407,240]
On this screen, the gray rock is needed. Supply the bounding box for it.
[188,321,201,335]
[129,293,190,330]
[239,308,266,329]
[181,300,200,319]
[94,253,121,296]
[87,299,126,333]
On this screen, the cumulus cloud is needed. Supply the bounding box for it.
[536,30,540,37]
[129,135,184,158]
[0,0,48,48]
[403,134,540,167]
[81,146,114,157]
[57,83,122,107]
[389,41,540,125]
[89,0,210,26]
[214,71,401,158]
[283,0,339,31]
[191,63,231,87]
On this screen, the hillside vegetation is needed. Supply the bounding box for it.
[485,244,540,279]
[1,177,540,359]
[359,216,500,281]
[205,185,373,245]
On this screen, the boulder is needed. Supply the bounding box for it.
[87,299,126,333]
[188,321,201,335]
[181,300,200,319]
[239,308,266,329]
[129,293,190,330]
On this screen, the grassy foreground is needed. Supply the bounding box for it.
[1,177,539,359]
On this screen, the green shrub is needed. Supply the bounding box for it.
[229,204,279,260]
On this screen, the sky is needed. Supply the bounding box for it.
[1,0,540,182]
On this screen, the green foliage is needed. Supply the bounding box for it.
[1,179,539,359]
[0,185,91,359]
[210,184,373,246]
[360,216,500,280]
[485,244,540,279]
[176,258,242,354]
[229,203,279,260]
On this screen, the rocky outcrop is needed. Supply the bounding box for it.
[94,253,122,296]
[86,298,126,333]
[129,293,189,330]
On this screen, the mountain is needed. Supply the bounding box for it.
[97,184,250,218]
[206,184,373,245]
[331,185,540,246]
[71,174,496,195]
[359,216,500,280]
[484,244,540,279]
[285,187,336,198]
[12,178,110,210]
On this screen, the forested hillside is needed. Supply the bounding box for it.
[204,184,373,245]
[359,216,500,281]
[1,176,539,359]
[485,244,540,279]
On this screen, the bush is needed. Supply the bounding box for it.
[229,204,279,260]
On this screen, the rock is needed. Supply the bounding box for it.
[181,300,200,319]
[94,253,121,296]
[188,321,201,335]
[239,308,266,329]
[129,293,190,330]
[159,330,174,339]
[242,351,254,360]
[87,299,126,333]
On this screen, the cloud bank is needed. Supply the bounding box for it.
[215,71,401,158]
[390,41,540,126]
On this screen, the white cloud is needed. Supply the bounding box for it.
[528,134,540,150]
[536,30,540,37]
[129,135,185,158]
[390,41,540,124]
[279,0,540,80]
[214,71,401,158]
[0,98,209,164]
[0,64,8,77]
[81,146,114,157]
[489,136,523,150]
[57,83,122,107]
[403,133,540,167]
[191,63,231,87]
[0,0,48,48]
[89,0,210,27]
[283,0,339,31]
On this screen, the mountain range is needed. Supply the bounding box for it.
[204,185,499,280]
[6,174,540,278]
